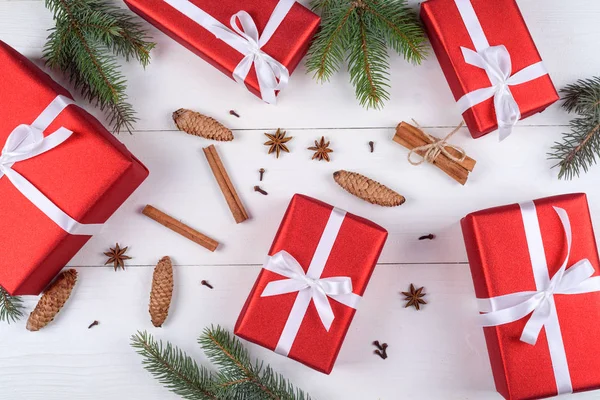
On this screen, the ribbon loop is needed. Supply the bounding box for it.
[0,95,103,236]
[164,0,293,104]
[230,11,260,45]
[1,124,45,164]
[454,0,550,140]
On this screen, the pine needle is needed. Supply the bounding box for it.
[0,286,25,324]
[306,0,427,109]
[43,0,155,133]
[548,77,600,179]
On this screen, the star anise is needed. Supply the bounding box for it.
[104,243,132,271]
[264,128,293,158]
[402,284,427,310]
[308,136,333,162]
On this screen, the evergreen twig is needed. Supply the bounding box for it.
[132,326,313,400]
[0,286,25,324]
[131,331,218,400]
[43,0,155,133]
[199,325,312,400]
[306,0,427,109]
[549,77,600,179]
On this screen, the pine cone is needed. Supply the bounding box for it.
[26,269,78,331]
[333,170,405,207]
[172,109,234,141]
[149,256,173,327]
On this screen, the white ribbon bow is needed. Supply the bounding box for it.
[478,207,600,345]
[164,0,293,104]
[457,46,548,141]
[454,0,550,140]
[262,250,355,331]
[0,95,103,235]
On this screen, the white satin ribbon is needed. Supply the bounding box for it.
[261,207,361,356]
[477,202,600,395]
[163,0,293,104]
[0,95,103,236]
[454,0,550,140]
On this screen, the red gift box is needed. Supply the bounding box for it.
[124,0,320,103]
[235,194,388,374]
[461,193,600,399]
[421,0,559,139]
[0,41,149,295]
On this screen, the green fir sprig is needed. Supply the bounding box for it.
[549,77,600,179]
[200,326,312,400]
[131,326,312,400]
[131,331,218,399]
[0,286,25,324]
[306,0,427,109]
[43,0,155,133]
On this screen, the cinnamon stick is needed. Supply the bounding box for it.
[203,145,249,224]
[393,122,476,185]
[142,205,219,252]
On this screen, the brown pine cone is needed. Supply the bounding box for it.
[333,170,405,207]
[149,256,173,327]
[26,269,78,331]
[172,109,234,141]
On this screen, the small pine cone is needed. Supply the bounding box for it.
[333,170,405,207]
[26,269,78,331]
[149,256,174,327]
[172,109,234,141]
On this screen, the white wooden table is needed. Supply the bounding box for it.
[1,1,599,399]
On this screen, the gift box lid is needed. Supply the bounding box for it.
[461,193,600,399]
[235,194,388,374]
[421,0,559,138]
[0,41,149,295]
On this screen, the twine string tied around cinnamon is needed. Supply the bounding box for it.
[407,121,466,166]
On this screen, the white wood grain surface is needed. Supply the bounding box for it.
[1,0,600,399]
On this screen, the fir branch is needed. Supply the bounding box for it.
[0,286,25,324]
[131,331,218,400]
[306,0,427,109]
[347,8,390,109]
[549,77,600,179]
[361,0,427,64]
[305,1,356,81]
[132,327,313,400]
[43,0,155,133]
[199,326,312,400]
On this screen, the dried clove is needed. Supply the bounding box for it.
[229,110,240,118]
[419,234,436,240]
[369,141,374,153]
[373,340,388,359]
[259,168,265,181]
[88,320,99,329]
[254,186,268,195]
[201,280,214,289]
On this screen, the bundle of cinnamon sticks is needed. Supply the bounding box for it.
[393,122,476,185]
